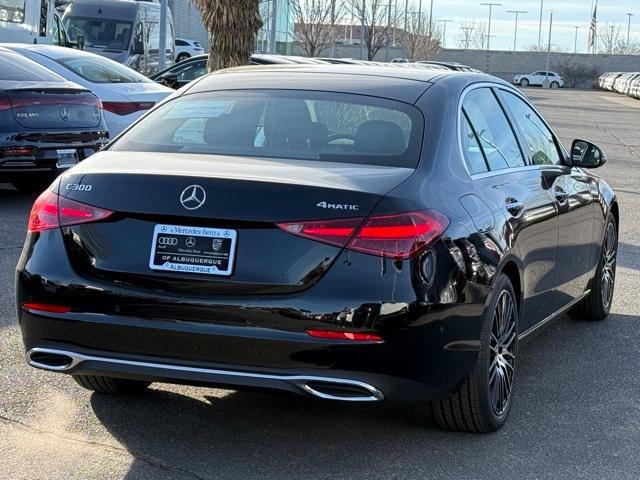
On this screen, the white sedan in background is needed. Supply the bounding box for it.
[513,71,565,88]
[2,44,173,137]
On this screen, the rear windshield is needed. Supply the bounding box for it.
[57,56,151,84]
[110,90,424,167]
[0,52,64,82]
[63,16,133,50]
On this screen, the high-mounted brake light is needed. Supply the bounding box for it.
[102,101,155,116]
[28,190,113,233]
[277,210,448,260]
[306,329,383,342]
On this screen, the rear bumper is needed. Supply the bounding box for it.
[0,130,108,180]
[16,226,491,403]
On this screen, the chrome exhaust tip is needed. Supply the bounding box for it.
[300,379,384,402]
[26,348,82,371]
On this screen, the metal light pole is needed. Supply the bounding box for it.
[385,2,393,61]
[609,24,615,54]
[269,0,278,54]
[537,0,544,48]
[360,0,365,60]
[627,13,634,50]
[574,26,579,54]
[438,19,453,48]
[330,0,336,58]
[480,3,501,51]
[402,0,408,60]
[544,10,553,87]
[429,0,434,34]
[158,0,167,70]
[507,10,527,52]
[460,26,474,50]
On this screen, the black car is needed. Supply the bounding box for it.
[151,54,303,90]
[0,47,108,192]
[17,66,618,432]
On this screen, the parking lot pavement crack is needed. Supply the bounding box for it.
[0,413,212,480]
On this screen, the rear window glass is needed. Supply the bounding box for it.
[110,90,424,167]
[57,56,151,84]
[0,52,64,82]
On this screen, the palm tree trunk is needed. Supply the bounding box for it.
[194,0,263,71]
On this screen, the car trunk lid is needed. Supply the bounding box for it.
[59,151,415,295]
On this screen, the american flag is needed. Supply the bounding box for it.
[588,1,598,50]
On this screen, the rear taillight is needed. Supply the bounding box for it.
[277,210,448,260]
[0,94,10,111]
[9,93,102,109]
[102,102,155,116]
[28,190,113,233]
[22,302,71,314]
[306,329,383,342]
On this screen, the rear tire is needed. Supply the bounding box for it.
[569,215,618,321]
[519,78,529,87]
[72,374,151,394]
[176,53,190,63]
[430,274,518,433]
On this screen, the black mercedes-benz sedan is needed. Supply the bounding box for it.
[0,47,108,192]
[17,65,618,432]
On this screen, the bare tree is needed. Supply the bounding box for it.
[597,23,640,54]
[291,0,345,57]
[194,0,263,71]
[552,60,600,88]
[456,20,476,50]
[404,12,440,61]
[349,0,402,60]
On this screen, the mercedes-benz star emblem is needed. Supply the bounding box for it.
[60,107,70,121]
[180,185,206,210]
[185,237,196,248]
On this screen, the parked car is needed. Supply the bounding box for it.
[0,0,71,47]
[151,54,320,89]
[175,38,204,63]
[513,71,565,88]
[61,0,175,76]
[19,65,618,433]
[3,44,172,137]
[0,47,108,192]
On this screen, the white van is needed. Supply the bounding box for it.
[61,0,175,76]
[0,0,70,46]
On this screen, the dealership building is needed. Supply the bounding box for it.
[168,0,294,54]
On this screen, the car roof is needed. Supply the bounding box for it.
[185,65,502,105]
[1,43,105,60]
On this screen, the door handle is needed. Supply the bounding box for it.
[505,198,524,217]
[555,187,569,205]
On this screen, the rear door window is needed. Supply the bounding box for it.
[462,88,525,171]
[111,90,424,168]
[0,52,65,82]
[56,56,151,83]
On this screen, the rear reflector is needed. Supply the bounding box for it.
[277,210,448,260]
[102,101,155,116]
[28,190,113,233]
[2,147,34,157]
[306,329,383,342]
[22,302,71,314]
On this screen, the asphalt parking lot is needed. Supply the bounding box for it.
[1,88,639,480]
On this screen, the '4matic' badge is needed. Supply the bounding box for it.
[316,201,359,211]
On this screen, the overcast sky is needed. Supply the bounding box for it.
[420,1,637,52]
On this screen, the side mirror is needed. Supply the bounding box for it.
[159,72,178,88]
[132,41,144,55]
[571,139,607,168]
